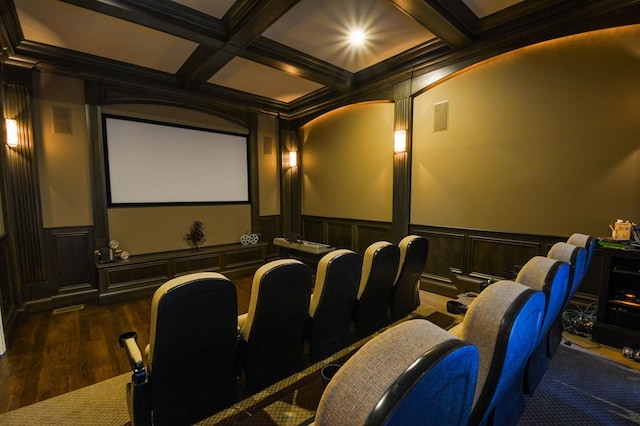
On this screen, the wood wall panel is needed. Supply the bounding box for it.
[327,221,352,250]
[46,227,95,296]
[0,235,17,337]
[258,215,281,259]
[469,236,539,277]
[301,216,392,254]
[413,229,465,286]
[302,217,325,243]
[410,225,570,297]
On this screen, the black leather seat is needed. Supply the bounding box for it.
[118,272,238,426]
[306,249,362,362]
[237,259,312,393]
[352,241,400,338]
[389,235,428,321]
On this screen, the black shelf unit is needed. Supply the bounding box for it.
[592,248,640,348]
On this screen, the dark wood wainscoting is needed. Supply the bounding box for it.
[409,225,600,306]
[0,234,18,339]
[37,227,98,312]
[301,216,393,254]
[258,215,281,260]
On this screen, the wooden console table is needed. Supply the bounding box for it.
[97,242,268,304]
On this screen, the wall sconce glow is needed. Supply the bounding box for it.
[394,130,407,153]
[5,119,18,147]
[289,151,298,168]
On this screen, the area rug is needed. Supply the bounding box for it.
[518,344,640,425]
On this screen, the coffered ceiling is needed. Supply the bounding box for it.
[1,0,639,123]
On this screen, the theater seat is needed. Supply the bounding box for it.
[566,233,597,296]
[449,280,545,426]
[237,259,312,393]
[352,241,400,338]
[515,256,570,395]
[118,272,238,426]
[312,319,478,426]
[389,235,428,321]
[306,249,362,362]
[546,242,587,359]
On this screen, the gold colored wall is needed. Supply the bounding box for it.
[34,73,93,227]
[411,25,640,236]
[301,102,395,222]
[257,113,280,216]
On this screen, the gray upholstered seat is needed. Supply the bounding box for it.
[119,272,238,426]
[307,249,362,362]
[389,235,428,321]
[566,233,597,295]
[515,256,570,395]
[237,259,312,393]
[352,241,400,338]
[449,280,545,426]
[313,319,478,426]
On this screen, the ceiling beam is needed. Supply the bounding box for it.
[391,0,473,48]
[177,0,302,88]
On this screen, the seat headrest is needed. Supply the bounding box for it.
[316,319,474,425]
[310,249,359,316]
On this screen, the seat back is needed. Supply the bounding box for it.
[547,242,587,308]
[566,233,597,292]
[515,256,570,343]
[240,259,312,393]
[308,249,362,361]
[314,319,478,426]
[353,241,400,338]
[147,272,238,425]
[449,280,545,425]
[389,235,429,321]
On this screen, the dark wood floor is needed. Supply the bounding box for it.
[0,275,253,415]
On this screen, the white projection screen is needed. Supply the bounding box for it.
[104,115,249,205]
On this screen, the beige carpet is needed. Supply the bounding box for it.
[0,372,130,425]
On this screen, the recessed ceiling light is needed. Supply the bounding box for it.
[348,29,366,46]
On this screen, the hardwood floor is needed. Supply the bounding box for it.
[0,275,253,415]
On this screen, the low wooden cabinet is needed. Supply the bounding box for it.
[591,248,640,349]
[97,243,268,304]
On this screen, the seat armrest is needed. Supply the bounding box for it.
[119,332,146,383]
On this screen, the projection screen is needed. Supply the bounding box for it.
[103,115,249,205]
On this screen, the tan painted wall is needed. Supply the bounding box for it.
[257,113,280,216]
[301,102,395,221]
[411,25,640,237]
[34,73,93,227]
[107,204,251,254]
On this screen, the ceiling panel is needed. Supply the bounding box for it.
[208,56,325,103]
[262,0,435,73]
[15,0,197,74]
[171,0,235,19]
[461,0,525,19]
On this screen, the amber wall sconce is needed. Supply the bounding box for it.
[394,129,406,153]
[5,118,18,147]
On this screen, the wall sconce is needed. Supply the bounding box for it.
[289,151,298,168]
[394,129,407,153]
[5,119,18,147]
